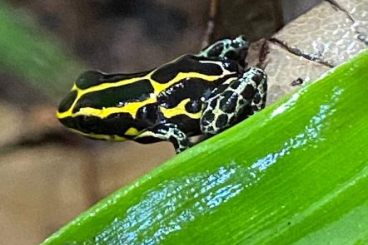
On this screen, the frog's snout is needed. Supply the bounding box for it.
[56,89,81,131]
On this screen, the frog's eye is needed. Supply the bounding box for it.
[78,115,102,132]
[58,115,102,135]
[75,70,105,89]
[185,100,201,113]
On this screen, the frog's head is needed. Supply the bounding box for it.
[199,36,249,67]
[56,71,119,140]
[56,70,147,141]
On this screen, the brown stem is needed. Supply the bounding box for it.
[201,0,219,49]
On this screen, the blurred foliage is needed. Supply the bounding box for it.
[42,50,368,244]
[0,1,85,99]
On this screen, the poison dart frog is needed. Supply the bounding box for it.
[57,36,267,153]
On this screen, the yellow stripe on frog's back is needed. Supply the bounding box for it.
[160,98,202,119]
[61,97,157,120]
[151,59,235,93]
[150,72,223,94]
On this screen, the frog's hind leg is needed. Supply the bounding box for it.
[134,123,191,153]
[200,67,267,135]
[197,36,249,66]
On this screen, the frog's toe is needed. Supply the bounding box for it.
[244,67,268,111]
[134,123,191,154]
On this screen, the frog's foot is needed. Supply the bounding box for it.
[200,67,267,135]
[198,36,249,66]
[134,123,191,153]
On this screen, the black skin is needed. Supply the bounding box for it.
[58,36,267,153]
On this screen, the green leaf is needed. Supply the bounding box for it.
[42,49,368,245]
[0,2,85,98]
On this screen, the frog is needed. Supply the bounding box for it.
[57,36,267,153]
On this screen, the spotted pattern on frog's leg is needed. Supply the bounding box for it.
[134,123,191,153]
[249,68,268,112]
[198,36,249,66]
[200,67,267,135]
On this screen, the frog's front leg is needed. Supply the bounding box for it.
[200,67,267,135]
[134,123,191,153]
